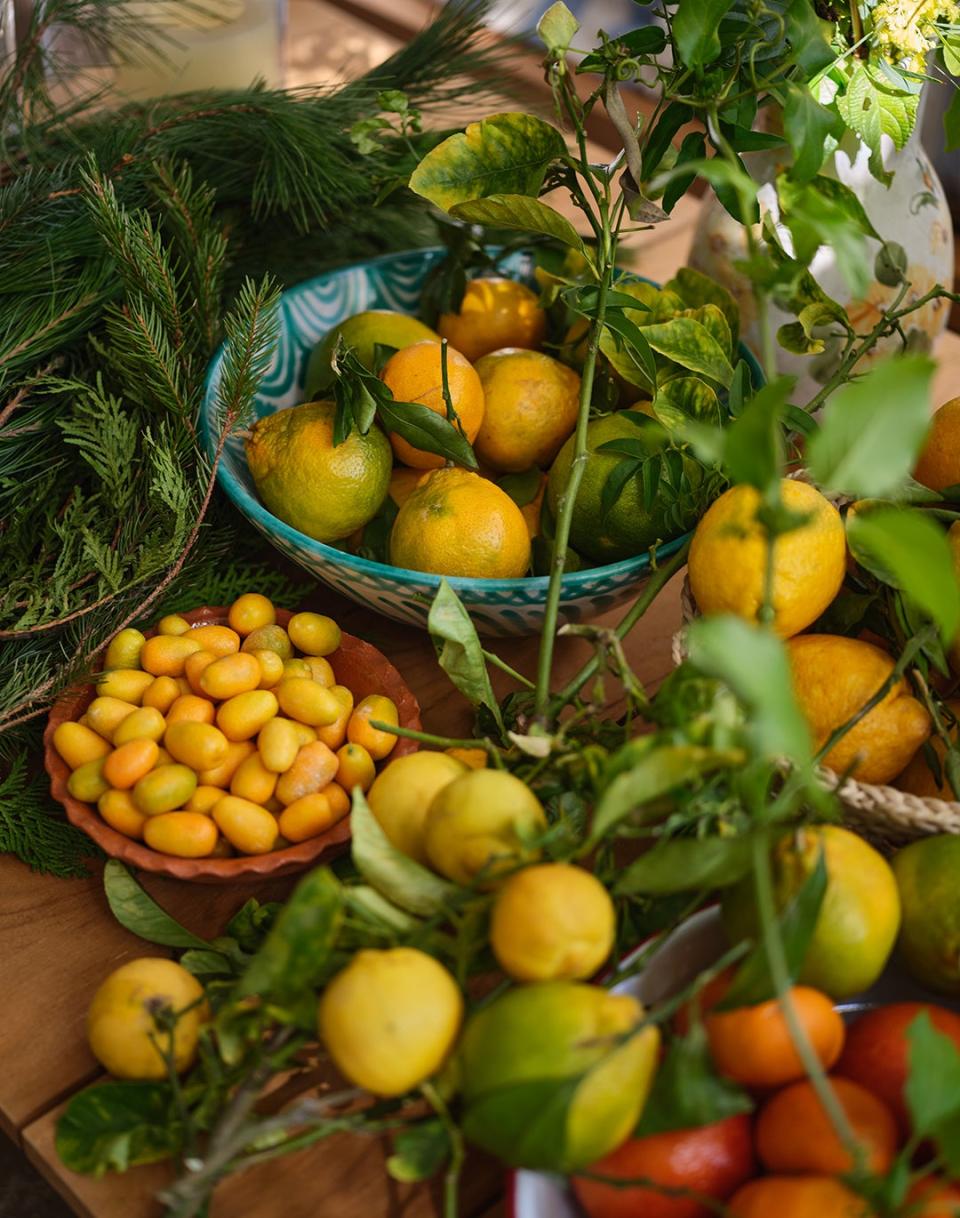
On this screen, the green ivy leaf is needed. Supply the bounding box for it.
[103,860,210,950]
[536,1,579,54]
[428,578,503,732]
[847,507,960,642]
[387,1120,451,1182]
[634,1021,753,1134]
[673,0,736,67]
[783,84,841,182]
[617,835,756,895]
[408,113,566,211]
[640,317,734,387]
[450,195,591,263]
[806,355,935,497]
[377,396,478,470]
[56,1082,181,1175]
[837,67,919,183]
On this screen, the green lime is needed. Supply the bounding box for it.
[546,412,712,564]
[245,400,391,543]
[892,834,960,994]
[304,310,439,398]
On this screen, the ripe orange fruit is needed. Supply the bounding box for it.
[473,348,581,472]
[906,1177,960,1216]
[380,341,485,469]
[436,277,546,363]
[755,1076,898,1175]
[572,1116,756,1218]
[728,1176,872,1216]
[836,1002,960,1133]
[704,986,844,1089]
[914,397,960,493]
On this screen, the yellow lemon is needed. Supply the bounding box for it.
[366,750,467,865]
[473,348,581,473]
[688,478,846,638]
[380,341,485,470]
[437,277,546,363]
[318,947,463,1096]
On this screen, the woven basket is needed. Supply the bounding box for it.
[671,576,960,847]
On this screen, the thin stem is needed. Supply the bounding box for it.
[421,1082,464,1218]
[481,648,536,690]
[369,720,498,753]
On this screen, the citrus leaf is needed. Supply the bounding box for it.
[578,26,667,73]
[463,1076,580,1170]
[634,1022,752,1134]
[906,1012,960,1137]
[536,1,579,54]
[56,1082,181,1176]
[351,788,460,916]
[408,112,566,211]
[653,377,722,428]
[428,578,503,732]
[450,195,591,263]
[641,317,734,387]
[673,0,736,67]
[721,377,792,492]
[387,1120,451,1183]
[103,860,209,951]
[377,397,478,470]
[599,457,641,525]
[498,467,542,509]
[662,132,706,213]
[616,835,756,895]
[665,267,740,349]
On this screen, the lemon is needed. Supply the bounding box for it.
[458,982,660,1171]
[437,277,546,363]
[304,310,439,398]
[318,947,463,1096]
[473,349,581,473]
[914,397,960,494]
[490,863,616,982]
[788,634,931,785]
[423,768,547,887]
[722,825,901,999]
[893,835,960,993]
[86,958,209,1080]
[366,751,467,865]
[245,400,391,543]
[688,478,846,638]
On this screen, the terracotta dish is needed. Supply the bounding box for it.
[43,606,421,883]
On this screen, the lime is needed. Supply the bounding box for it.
[304,310,439,398]
[892,835,960,994]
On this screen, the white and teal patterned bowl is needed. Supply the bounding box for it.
[202,248,759,638]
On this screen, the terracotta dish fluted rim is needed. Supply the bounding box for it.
[43,606,421,884]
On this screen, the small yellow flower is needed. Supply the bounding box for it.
[871,0,960,72]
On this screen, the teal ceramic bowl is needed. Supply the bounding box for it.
[202,248,761,637]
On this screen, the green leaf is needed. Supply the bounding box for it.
[786,0,836,74]
[225,898,280,952]
[783,85,840,182]
[665,267,740,350]
[686,617,812,764]
[599,456,642,524]
[536,2,579,54]
[408,113,566,211]
[450,195,590,262]
[776,175,876,297]
[345,885,422,935]
[103,860,210,951]
[777,299,850,356]
[351,789,460,916]
[806,355,935,497]
[681,304,733,361]
[498,467,542,509]
[847,507,960,642]
[837,67,919,183]
[634,1022,753,1134]
[591,745,745,845]
[662,132,706,214]
[653,377,722,428]
[234,868,342,1005]
[946,89,960,152]
[673,0,736,67]
[387,1120,451,1182]
[56,1082,181,1176]
[719,847,828,1009]
[178,948,236,978]
[617,835,756,895]
[463,1075,580,1170]
[906,1012,960,1137]
[641,317,734,387]
[578,26,667,74]
[377,396,478,470]
[428,578,503,732]
[641,101,692,181]
[721,377,792,492]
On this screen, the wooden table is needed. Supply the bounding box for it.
[6,2,960,1214]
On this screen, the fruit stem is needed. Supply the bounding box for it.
[421,1082,464,1218]
[369,720,500,754]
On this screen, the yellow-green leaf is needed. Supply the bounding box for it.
[450,195,592,266]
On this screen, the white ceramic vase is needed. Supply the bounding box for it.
[688,125,954,401]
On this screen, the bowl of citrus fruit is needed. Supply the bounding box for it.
[43,594,420,882]
[203,248,762,637]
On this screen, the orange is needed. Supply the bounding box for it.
[728,1176,873,1217]
[756,1076,897,1175]
[473,349,581,472]
[380,341,484,469]
[704,985,844,1088]
[906,1178,960,1216]
[897,699,960,797]
[572,1116,755,1218]
[389,468,530,579]
[788,635,931,784]
[914,397,960,493]
[388,465,425,508]
[836,1002,960,1133]
[436,277,546,363]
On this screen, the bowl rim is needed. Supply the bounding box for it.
[43,606,421,884]
[201,247,763,595]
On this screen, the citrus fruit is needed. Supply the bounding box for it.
[688,478,845,638]
[458,982,660,1171]
[837,1002,960,1132]
[572,1116,755,1218]
[489,862,615,982]
[914,397,960,493]
[423,768,547,887]
[389,468,531,579]
[86,958,209,1080]
[387,465,424,508]
[728,1176,873,1216]
[245,400,392,543]
[318,947,462,1097]
[896,700,960,797]
[304,309,439,397]
[473,349,581,472]
[893,835,960,994]
[722,825,900,999]
[704,984,844,1088]
[949,522,960,673]
[788,635,931,786]
[906,1177,960,1216]
[436,277,546,363]
[546,412,705,563]
[380,340,484,469]
[756,1076,897,1175]
[365,751,467,865]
